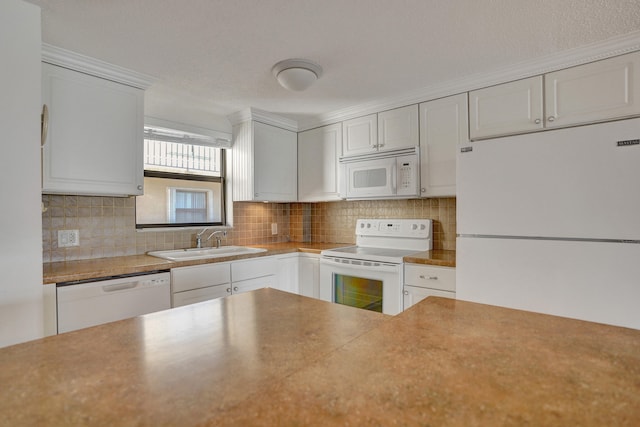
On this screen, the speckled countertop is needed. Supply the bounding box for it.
[403,249,456,267]
[1,289,638,425]
[42,242,350,283]
[43,243,455,283]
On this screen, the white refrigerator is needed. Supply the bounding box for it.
[456,117,640,330]
[0,0,44,347]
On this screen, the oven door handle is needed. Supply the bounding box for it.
[320,257,399,273]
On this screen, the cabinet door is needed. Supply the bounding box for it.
[298,124,343,202]
[171,262,231,293]
[419,94,468,197]
[233,275,274,294]
[403,285,455,311]
[469,76,544,140]
[41,63,144,196]
[377,105,419,151]
[275,254,299,294]
[172,284,230,308]
[342,114,378,157]
[298,255,320,299]
[253,121,297,201]
[545,51,640,128]
[231,257,278,282]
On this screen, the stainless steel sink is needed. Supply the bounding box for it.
[147,246,267,261]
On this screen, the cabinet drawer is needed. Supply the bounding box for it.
[231,257,277,282]
[404,264,456,292]
[171,262,231,293]
[233,275,274,294]
[172,284,229,308]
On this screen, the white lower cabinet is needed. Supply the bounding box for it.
[172,284,230,308]
[403,264,455,311]
[270,252,321,298]
[171,262,231,308]
[275,254,300,294]
[172,257,278,307]
[298,253,320,299]
[43,283,57,337]
[230,257,277,295]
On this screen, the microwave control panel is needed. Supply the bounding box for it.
[396,155,419,196]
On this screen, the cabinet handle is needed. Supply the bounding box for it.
[226,288,231,293]
[547,116,556,122]
[137,185,143,191]
[41,104,49,147]
[403,290,409,295]
[233,287,239,292]
[421,188,426,193]
[419,275,438,280]
[534,119,541,124]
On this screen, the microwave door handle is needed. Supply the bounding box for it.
[391,162,397,194]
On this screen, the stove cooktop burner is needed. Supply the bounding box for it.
[320,219,433,263]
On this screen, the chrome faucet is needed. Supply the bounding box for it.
[206,230,227,248]
[195,228,227,248]
[195,227,210,248]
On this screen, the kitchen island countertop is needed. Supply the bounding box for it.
[1,289,638,425]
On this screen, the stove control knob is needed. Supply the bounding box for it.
[366,223,371,228]
[411,224,418,230]
[420,224,426,230]
[360,223,365,228]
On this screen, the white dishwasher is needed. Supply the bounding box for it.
[57,271,171,333]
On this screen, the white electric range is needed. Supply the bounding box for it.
[319,218,432,315]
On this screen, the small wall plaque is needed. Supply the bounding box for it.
[617,139,639,147]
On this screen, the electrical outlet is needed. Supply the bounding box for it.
[271,223,278,235]
[58,230,79,248]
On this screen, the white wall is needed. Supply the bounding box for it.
[0,0,44,347]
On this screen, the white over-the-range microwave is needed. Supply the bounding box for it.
[339,147,420,200]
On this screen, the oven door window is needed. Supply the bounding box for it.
[334,274,383,313]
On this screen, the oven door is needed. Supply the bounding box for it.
[319,256,403,315]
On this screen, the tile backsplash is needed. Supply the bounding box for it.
[42,195,455,263]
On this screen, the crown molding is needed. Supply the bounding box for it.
[297,30,640,131]
[227,107,298,131]
[41,43,156,89]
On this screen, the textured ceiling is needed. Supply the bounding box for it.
[25,0,640,128]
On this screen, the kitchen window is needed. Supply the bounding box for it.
[135,121,231,229]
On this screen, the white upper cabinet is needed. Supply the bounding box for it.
[377,104,419,151]
[419,94,468,197]
[298,123,343,202]
[469,76,544,140]
[469,51,640,140]
[231,120,297,202]
[342,113,378,157]
[41,62,147,196]
[545,51,640,128]
[342,105,419,157]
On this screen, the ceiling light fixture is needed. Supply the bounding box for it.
[272,58,322,91]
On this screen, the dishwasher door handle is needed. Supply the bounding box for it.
[102,281,138,293]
